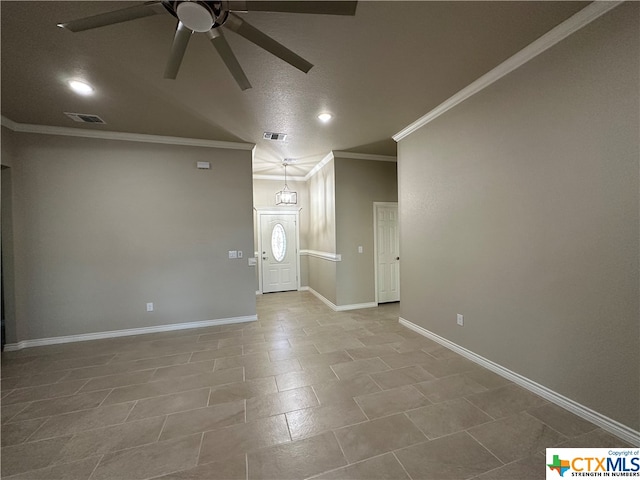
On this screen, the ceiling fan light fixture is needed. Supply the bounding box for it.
[317,112,333,123]
[68,80,94,96]
[176,2,214,32]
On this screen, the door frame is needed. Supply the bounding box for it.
[373,202,399,304]
[255,208,301,294]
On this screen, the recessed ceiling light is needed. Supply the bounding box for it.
[68,80,94,96]
[318,113,333,123]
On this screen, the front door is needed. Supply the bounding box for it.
[375,203,400,303]
[260,213,298,293]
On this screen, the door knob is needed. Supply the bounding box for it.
[396,257,400,260]
[263,256,268,260]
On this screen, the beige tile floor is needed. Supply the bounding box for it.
[0,291,631,479]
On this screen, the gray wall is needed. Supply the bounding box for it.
[398,4,639,430]
[2,128,17,343]
[335,157,398,306]
[4,130,256,343]
[1,127,16,167]
[307,158,337,303]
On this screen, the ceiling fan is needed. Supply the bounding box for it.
[57,1,357,91]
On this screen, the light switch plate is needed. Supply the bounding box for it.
[228,250,237,259]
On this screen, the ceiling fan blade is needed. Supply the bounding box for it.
[57,1,167,32]
[228,1,357,16]
[225,14,313,73]
[207,30,252,91]
[164,22,192,79]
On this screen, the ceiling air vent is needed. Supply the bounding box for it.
[263,132,287,142]
[64,112,106,124]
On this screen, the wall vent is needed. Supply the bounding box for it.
[64,112,106,124]
[263,132,287,141]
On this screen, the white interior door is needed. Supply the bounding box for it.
[375,203,400,303]
[260,214,298,293]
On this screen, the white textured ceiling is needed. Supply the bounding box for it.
[0,1,588,176]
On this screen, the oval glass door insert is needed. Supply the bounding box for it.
[271,223,287,262]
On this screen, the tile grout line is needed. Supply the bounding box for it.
[7,396,106,425]
[105,354,118,365]
[352,395,372,421]
[122,399,138,423]
[465,428,507,466]
[195,431,205,466]
[365,372,385,392]
[306,450,402,479]
[408,383,429,400]
[462,394,498,421]
[330,429,350,465]
[20,407,169,444]
[87,454,105,480]
[154,414,169,443]
[283,410,293,441]
[521,409,570,442]
[471,455,537,480]
[392,450,415,480]
[96,388,115,408]
[21,416,49,444]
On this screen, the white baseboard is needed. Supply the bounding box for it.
[337,302,378,312]
[399,317,640,447]
[3,315,258,351]
[306,287,377,312]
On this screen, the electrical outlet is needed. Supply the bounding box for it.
[237,250,243,259]
[147,302,154,312]
[457,314,464,326]
[228,250,237,259]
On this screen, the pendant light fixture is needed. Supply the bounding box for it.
[275,162,297,205]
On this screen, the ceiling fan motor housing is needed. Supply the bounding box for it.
[171,1,226,31]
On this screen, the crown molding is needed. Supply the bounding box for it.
[304,152,334,181]
[257,150,396,182]
[0,116,255,151]
[332,151,397,162]
[252,174,307,182]
[393,1,622,142]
